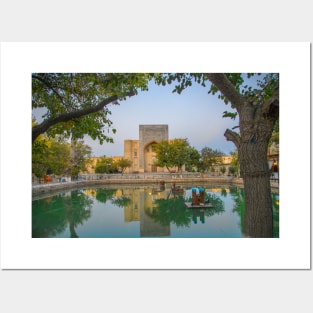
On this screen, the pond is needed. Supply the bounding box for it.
[32,183,279,238]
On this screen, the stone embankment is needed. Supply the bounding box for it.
[32,175,279,196]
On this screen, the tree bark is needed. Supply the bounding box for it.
[238,130,273,237]
[206,74,279,237]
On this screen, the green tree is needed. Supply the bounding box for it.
[155,73,279,237]
[116,158,132,175]
[170,139,190,172]
[185,147,200,172]
[229,150,239,176]
[269,120,279,148]
[32,133,71,178]
[32,119,50,178]
[153,138,191,172]
[199,147,225,173]
[70,140,92,178]
[152,140,172,172]
[47,140,71,175]
[228,166,237,177]
[94,156,118,174]
[32,140,49,179]
[32,73,151,143]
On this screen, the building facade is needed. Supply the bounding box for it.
[83,124,278,176]
[124,125,169,173]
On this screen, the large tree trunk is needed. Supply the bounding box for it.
[235,105,277,237]
[207,74,279,237]
[239,138,273,237]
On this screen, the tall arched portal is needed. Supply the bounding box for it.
[144,141,158,172]
[139,125,168,173]
[124,125,169,173]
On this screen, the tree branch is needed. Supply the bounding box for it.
[206,73,247,111]
[32,74,66,106]
[261,88,279,119]
[32,91,135,143]
[224,128,241,149]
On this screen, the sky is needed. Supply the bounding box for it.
[82,80,239,157]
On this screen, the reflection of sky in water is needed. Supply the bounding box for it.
[32,186,278,238]
[57,201,141,238]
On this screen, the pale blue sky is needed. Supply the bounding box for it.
[34,74,271,157]
[84,80,239,157]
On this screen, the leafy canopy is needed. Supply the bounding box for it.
[32,135,71,177]
[153,73,279,120]
[32,73,152,143]
[152,138,192,173]
[198,147,225,173]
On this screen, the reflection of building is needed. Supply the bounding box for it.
[122,187,170,237]
[122,189,141,222]
[140,188,170,237]
[124,125,169,173]
[210,188,230,193]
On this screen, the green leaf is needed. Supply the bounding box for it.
[222,111,238,120]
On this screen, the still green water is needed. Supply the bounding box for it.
[32,184,279,238]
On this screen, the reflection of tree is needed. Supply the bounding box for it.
[205,193,225,215]
[271,193,279,238]
[112,196,132,208]
[95,188,116,203]
[64,191,93,238]
[32,190,93,238]
[190,197,225,225]
[184,191,225,214]
[221,188,228,197]
[229,186,245,233]
[149,193,225,228]
[148,197,192,227]
[229,187,279,238]
[32,196,67,237]
[96,188,132,208]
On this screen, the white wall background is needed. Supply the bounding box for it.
[0,1,312,313]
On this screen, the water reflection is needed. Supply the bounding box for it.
[32,184,279,238]
[32,190,93,238]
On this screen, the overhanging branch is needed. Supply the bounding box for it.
[261,88,279,120]
[206,73,246,111]
[224,128,241,149]
[32,91,136,143]
[32,74,66,106]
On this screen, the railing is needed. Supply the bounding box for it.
[77,172,233,181]
[32,172,236,185]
